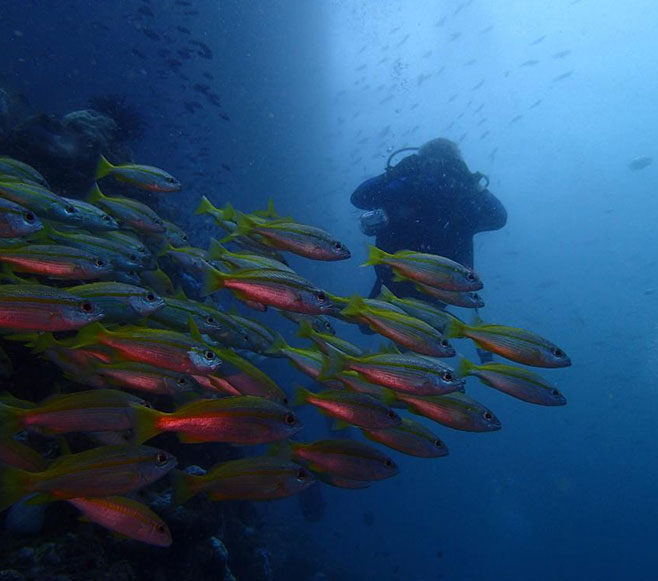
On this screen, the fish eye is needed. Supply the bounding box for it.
[80,301,94,313]
[204,350,216,360]
[155,218,163,225]
[434,439,444,448]
[156,452,169,465]
[483,411,493,421]
[182,234,188,241]
[23,211,35,223]
[284,412,297,425]
[282,397,289,405]
[551,389,560,397]
[324,322,331,331]
[465,272,476,281]
[65,204,76,214]
[443,371,454,381]
[387,410,397,419]
[440,339,450,347]
[177,376,188,386]
[156,525,166,533]
[95,258,105,267]
[205,316,215,324]
[552,347,565,357]
[385,458,393,468]
[129,254,138,262]
[166,176,176,183]
[145,292,156,302]
[297,468,309,481]
[316,291,327,302]
[333,242,342,249]
[102,214,111,222]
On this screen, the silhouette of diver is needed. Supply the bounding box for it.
[351,138,507,363]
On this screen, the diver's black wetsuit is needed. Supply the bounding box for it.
[351,153,507,301]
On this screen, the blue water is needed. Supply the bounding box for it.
[2,0,657,579]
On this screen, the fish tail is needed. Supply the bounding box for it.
[234,212,255,237]
[194,195,216,216]
[130,404,163,444]
[221,202,236,223]
[293,386,312,406]
[457,358,474,378]
[95,155,115,180]
[0,465,33,512]
[340,294,367,318]
[443,315,467,339]
[0,403,23,436]
[264,334,288,357]
[87,182,106,203]
[201,266,226,296]
[72,321,107,349]
[171,469,202,506]
[318,346,347,380]
[377,285,395,302]
[296,320,314,340]
[363,245,389,267]
[206,239,226,260]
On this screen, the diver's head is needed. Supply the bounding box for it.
[417,138,463,163]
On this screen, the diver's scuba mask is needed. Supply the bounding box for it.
[360,208,389,236]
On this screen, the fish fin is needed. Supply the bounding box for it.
[391,272,408,283]
[234,213,256,237]
[22,492,51,506]
[72,322,107,349]
[362,245,389,267]
[340,294,367,318]
[87,182,106,203]
[170,469,201,506]
[331,419,350,431]
[0,403,23,435]
[0,465,33,512]
[457,358,474,378]
[380,389,397,407]
[95,155,115,180]
[318,346,347,381]
[292,386,312,406]
[187,316,204,343]
[220,202,236,223]
[207,239,226,260]
[130,404,163,444]
[177,432,211,444]
[194,195,216,216]
[269,439,293,459]
[172,286,188,300]
[201,266,226,296]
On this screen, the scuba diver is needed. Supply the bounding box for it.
[351,138,507,363]
[351,137,507,302]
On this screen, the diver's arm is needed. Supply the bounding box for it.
[350,175,388,209]
[473,189,507,232]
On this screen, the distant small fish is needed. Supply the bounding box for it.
[479,24,494,34]
[530,99,542,109]
[510,114,524,124]
[176,25,191,34]
[552,71,573,82]
[520,59,539,67]
[530,34,546,45]
[628,155,652,170]
[552,49,572,59]
[449,32,461,42]
[471,80,484,91]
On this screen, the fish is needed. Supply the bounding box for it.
[72,322,223,375]
[131,395,301,444]
[162,244,214,274]
[294,387,400,429]
[413,282,485,308]
[67,496,172,547]
[0,389,147,436]
[139,266,175,297]
[364,245,483,291]
[0,244,113,280]
[0,157,49,187]
[340,295,455,357]
[0,198,42,238]
[362,417,449,458]
[0,180,81,224]
[41,225,144,271]
[445,318,571,368]
[65,282,164,323]
[233,213,351,261]
[0,438,48,472]
[96,155,181,192]
[88,184,165,234]
[88,362,201,396]
[458,359,567,405]
[0,445,177,511]
[207,239,294,273]
[172,457,315,504]
[322,348,464,396]
[628,156,652,171]
[0,284,104,331]
[222,310,277,353]
[60,196,119,231]
[202,266,334,315]
[290,439,399,482]
[161,220,189,247]
[296,319,364,357]
[377,285,461,333]
[280,311,336,335]
[395,391,502,432]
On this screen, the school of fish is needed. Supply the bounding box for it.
[0,153,571,547]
